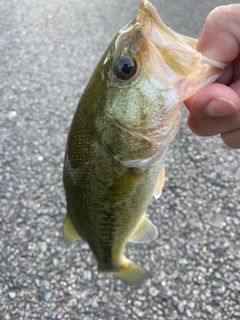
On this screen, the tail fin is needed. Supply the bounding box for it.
[113,259,149,285]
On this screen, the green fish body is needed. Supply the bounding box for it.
[63,0,226,285]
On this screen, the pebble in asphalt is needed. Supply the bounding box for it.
[1,0,240,319]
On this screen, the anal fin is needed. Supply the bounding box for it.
[153,165,165,199]
[63,213,81,244]
[129,214,158,243]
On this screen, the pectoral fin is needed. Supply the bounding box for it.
[105,169,142,200]
[63,213,81,243]
[129,214,158,243]
[153,165,165,199]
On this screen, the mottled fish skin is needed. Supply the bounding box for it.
[63,0,226,285]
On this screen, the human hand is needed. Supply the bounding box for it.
[184,4,240,149]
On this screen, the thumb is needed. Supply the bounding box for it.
[185,83,239,118]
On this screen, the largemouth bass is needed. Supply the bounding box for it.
[63,0,226,285]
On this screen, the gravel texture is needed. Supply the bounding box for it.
[1,0,240,319]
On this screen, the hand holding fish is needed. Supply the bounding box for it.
[185,4,240,149]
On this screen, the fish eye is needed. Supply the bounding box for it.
[114,56,137,80]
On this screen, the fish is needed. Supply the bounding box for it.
[63,0,226,285]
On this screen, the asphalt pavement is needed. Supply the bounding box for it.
[1,0,240,319]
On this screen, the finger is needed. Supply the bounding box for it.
[185,83,239,118]
[231,53,240,83]
[187,110,240,137]
[221,128,240,149]
[185,83,240,136]
[229,78,240,97]
[217,63,233,85]
[198,4,240,62]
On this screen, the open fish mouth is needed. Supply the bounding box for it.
[138,0,226,71]
[137,0,198,58]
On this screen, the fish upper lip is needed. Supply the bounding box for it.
[139,0,162,27]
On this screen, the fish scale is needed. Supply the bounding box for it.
[63,0,226,285]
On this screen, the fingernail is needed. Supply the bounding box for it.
[206,97,238,116]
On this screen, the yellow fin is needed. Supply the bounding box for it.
[113,258,149,285]
[153,165,165,199]
[63,213,81,243]
[129,214,158,243]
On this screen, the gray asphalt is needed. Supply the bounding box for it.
[1,0,240,319]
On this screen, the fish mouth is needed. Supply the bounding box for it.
[136,0,226,103]
[137,0,200,78]
[138,0,226,73]
[137,0,183,46]
[138,0,169,32]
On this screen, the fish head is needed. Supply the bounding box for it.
[92,0,226,167]
[99,0,225,145]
